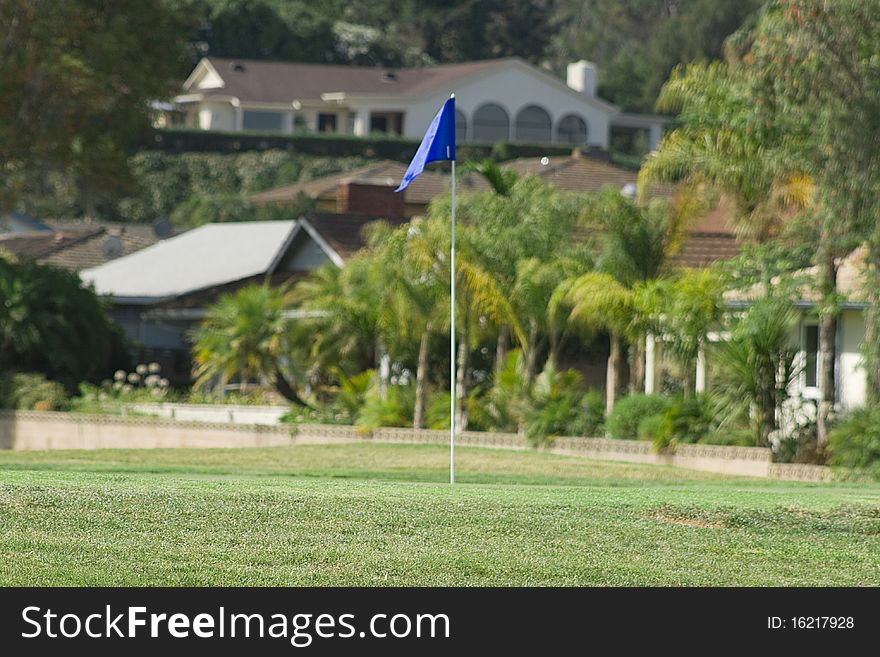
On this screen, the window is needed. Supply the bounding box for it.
[514,105,552,143]
[455,109,467,143]
[472,103,509,142]
[804,324,819,388]
[369,112,403,135]
[318,113,337,133]
[557,114,588,144]
[370,115,388,133]
[242,110,283,131]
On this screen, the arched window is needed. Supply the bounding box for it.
[514,105,552,143]
[455,109,467,143]
[472,103,510,142]
[556,114,588,145]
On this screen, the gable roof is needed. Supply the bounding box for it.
[81,221,299,303]
[187,57,510,104]
[183,57,619,113]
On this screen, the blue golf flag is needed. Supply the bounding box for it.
[395,96,456,192]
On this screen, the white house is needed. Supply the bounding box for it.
[644,247,870,415]
[169,57,668,150]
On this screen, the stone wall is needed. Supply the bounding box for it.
[0,411,832,482]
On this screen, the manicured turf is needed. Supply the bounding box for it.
[0,443,877,586]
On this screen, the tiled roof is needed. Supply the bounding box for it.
[192,57,510,104]
[250,160,490,208]
[40,222,167,271]
[250,154,641,210]
[668,233,741,269]
[0,227,100,260]
[0,222,169,271]
[304,212,409,260]
[505,155,636,192]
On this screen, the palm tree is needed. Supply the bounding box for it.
[560,188,696,412]
[292,257,383,382]
[364,221,447,429]
[712,295,800,447]
[191,283,309,405]
[641,269,723,397]
[562,272,642,415]
[405,209,523,431]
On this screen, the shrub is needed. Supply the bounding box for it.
[699,429,754,447]
[606,394,671,440]
[0,259,130,389]
[356,384,414,431]
[652,395,718,451]
[524,367,604,447]
[637,414,665,442]
[0,372,69,411]
[829,406,880,479]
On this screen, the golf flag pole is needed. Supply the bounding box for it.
[450,136,456,486]
[394,94,457,485]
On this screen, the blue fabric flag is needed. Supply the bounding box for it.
[395,97,456,192]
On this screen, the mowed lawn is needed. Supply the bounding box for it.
[0,443,878,586]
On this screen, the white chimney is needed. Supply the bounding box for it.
[567,60,597,97]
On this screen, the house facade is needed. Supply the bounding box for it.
[79,206,407,383]
[169,57,667,150]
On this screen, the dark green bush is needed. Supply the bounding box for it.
[523,367,604,447]
[606,394,671,440]
[0,372,69,411]
[148,127,575,162]
[829,406,880,479]
[652,395,718,451]
[637,414,665,442]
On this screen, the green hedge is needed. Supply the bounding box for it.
[147,128,579,162]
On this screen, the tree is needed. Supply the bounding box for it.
[191,283,309,405]
[406,205,522,431]
[550,0,764,113]
[643,269,723,398]
[713,296,800,447]
[0,0,190,215]
[364,221,448,429]
[740,1,880,444]
[562,271,639,415]
[560,187,695,412]
[642,2,880,449]
[0,259,128,389]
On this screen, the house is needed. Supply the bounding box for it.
[80,206,407,382]
[170,57,668,150]
[722,247,869,412]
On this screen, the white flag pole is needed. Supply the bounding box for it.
[449,94,456,486]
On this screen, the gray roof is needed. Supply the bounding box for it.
[81,221,297,303]
[187,57,508,104]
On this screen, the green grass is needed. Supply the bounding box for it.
[0,443,877,586]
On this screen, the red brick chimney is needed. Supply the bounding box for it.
[336,181,405,218]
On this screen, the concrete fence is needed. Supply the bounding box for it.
[121,403,289,426]
[0,411,832,482]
